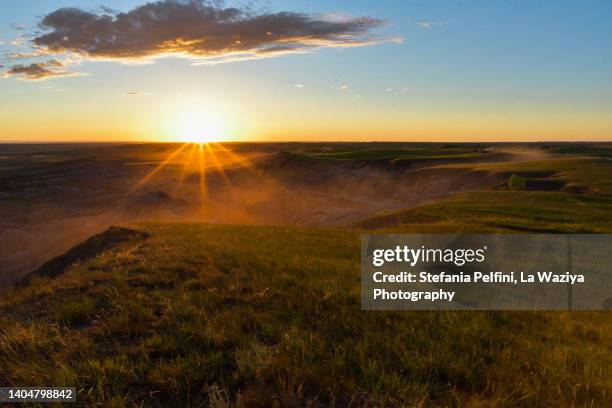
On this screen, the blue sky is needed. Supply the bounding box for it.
[1,0,611,141]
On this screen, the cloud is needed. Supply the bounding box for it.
[331,84,354,94]
[190,46,311,65]
[5,51,47,60]
[4,59,76,80]
[121,91,152,96]
[99,6,119,14]
[293,84,304,88]
[416,21,447,29]
[32,0,389,64]
[9,37,25,46]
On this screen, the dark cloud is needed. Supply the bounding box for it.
[5,59,70,80]
[32,0,387,62]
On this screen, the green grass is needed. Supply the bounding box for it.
[546,144,612,158]
[297,146,486,161]
[1,223,610,407]
[441,156,612,195]
[357,191,612,233]
[56,298,97,326]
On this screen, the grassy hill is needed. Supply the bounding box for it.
[1,222,610,407]
[355,191,612,233]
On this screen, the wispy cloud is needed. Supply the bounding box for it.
[9,37,25,46]
[121,91,152,96]
[331,84,354,95]
[3,59,84,80]
[384,87,409,96]
[5,50,47,60]
[416,21,447,29]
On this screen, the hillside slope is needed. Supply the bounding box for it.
[1,223,610,407]
[354,191,612,233]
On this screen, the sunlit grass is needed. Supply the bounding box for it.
[357,191,612,233]
[0,223,610,406]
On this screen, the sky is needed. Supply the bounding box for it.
[0,0,611,142]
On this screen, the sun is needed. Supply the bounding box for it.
[172,109,227,143]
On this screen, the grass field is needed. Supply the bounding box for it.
[441,156,612,195]
[297,146,487,161]
[1,142,611,407]
[1,221,610,407]
[356,191,612,233]
[545,143,612,159]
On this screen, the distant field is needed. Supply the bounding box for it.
[356,191,612,233]
[439,156,612,195]
[545,143,612,158]
[1,223,610,407]
[296,146,488,161]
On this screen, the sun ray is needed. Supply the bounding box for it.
[210,142,260,177]
[205,142,231,186]
[127,142,190,195]
[197,143,208,218]
[173,142,197,196]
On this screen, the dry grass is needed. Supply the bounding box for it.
[0,223,610,407]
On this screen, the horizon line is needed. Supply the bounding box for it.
[1,139,611,145]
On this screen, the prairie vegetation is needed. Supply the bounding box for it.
[1,224,610,407]
[1,142,611,406]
